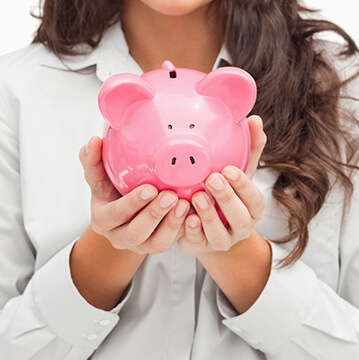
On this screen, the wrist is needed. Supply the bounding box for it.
[197,230,272,313]
[70,226,146,310]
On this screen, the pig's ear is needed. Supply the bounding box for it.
[196,67,256,122]
[98,74,155,129]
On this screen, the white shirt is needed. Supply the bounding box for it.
[0,22,358,360]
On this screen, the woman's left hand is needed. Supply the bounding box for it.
[177,115,267,258]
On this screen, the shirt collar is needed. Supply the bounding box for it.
[40,22,232,82]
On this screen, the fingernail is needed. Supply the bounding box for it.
[223,167,238,181]
[189,220,199,228]
[160,193,177,208]
[175,202,188,217]
[140,187,156,200]
[85,142,90,155]
[194,195,208,210]
[208,174,224,190]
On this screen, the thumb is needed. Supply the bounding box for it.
[79,136,119,202]
[245,115,267,179]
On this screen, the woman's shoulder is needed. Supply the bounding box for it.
[0,43,53,81]
[0,44,62,109]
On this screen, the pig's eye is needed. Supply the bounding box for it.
[189,124,195,129]
[168,124,173,130]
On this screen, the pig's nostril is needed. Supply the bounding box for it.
[171,157,177,165]
[189,156,195,165]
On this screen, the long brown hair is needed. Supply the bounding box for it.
[33,0,359,266]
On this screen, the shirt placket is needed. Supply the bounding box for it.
[165,243,197,360]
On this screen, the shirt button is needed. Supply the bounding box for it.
[99,319,111,326]
[86,334,98,341]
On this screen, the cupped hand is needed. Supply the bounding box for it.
[177,115,267,258]
[79,136,190,255]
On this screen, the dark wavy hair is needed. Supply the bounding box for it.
[32,0,359,266]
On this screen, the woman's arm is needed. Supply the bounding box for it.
[177,115,359,359]
[70,226,146,311]
[196,230,271,314]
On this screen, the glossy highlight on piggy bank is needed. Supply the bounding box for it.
[99,60,257,212]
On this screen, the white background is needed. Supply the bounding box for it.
[0,0,358,56]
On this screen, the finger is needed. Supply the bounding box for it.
[140,199,190,254]
[79,136,118,202]
[184,214,207,246]
[92,184,158,232]
[205,173,253,237]
[222,167,265,221]
[120,191,178,247]
[246,115,267,179]
[191,192,232,251]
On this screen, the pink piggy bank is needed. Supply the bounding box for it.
[99,60,256,221]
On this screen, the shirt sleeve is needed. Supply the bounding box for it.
[0,71,132,360]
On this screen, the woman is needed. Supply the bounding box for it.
[0,0,358,359]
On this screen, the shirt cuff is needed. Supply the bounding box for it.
[217,241,318,352]
[32,239,133,350]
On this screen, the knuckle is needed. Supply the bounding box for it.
[234,213,252,229]
[128,193,144,209]
[109,240,125,250]
[252,193,265,208]
[262,132,268,146]
[201,212,218,224]
[257,206,266,219]
[235,176,247,191]
[217,190,233,204]
[109,205,129,225]
[79,145,88,163]
[91,215,104,234]
[211,239,231,251]
[166,217,183,231]
[148,241,169,254]
[91,222,103,235]
[147,206,165,223]
[243,229,253,239]
[241,212,253,226]
[185,228,204,244]
[188,237,204,246]
[251,198,266,218]
[126,228,142,246]
[237,223,253,239]
[133,248,147,255]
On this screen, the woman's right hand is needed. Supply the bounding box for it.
[72,136,190,310]
[79,136,190,255]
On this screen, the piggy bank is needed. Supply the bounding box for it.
[99,60,256,221]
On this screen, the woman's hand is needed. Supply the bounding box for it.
[73,136,190,310]
[79,136,190,255]
[177,115,267,258]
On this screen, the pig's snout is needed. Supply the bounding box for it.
[155,141,211,187]
[170,155,195,166]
